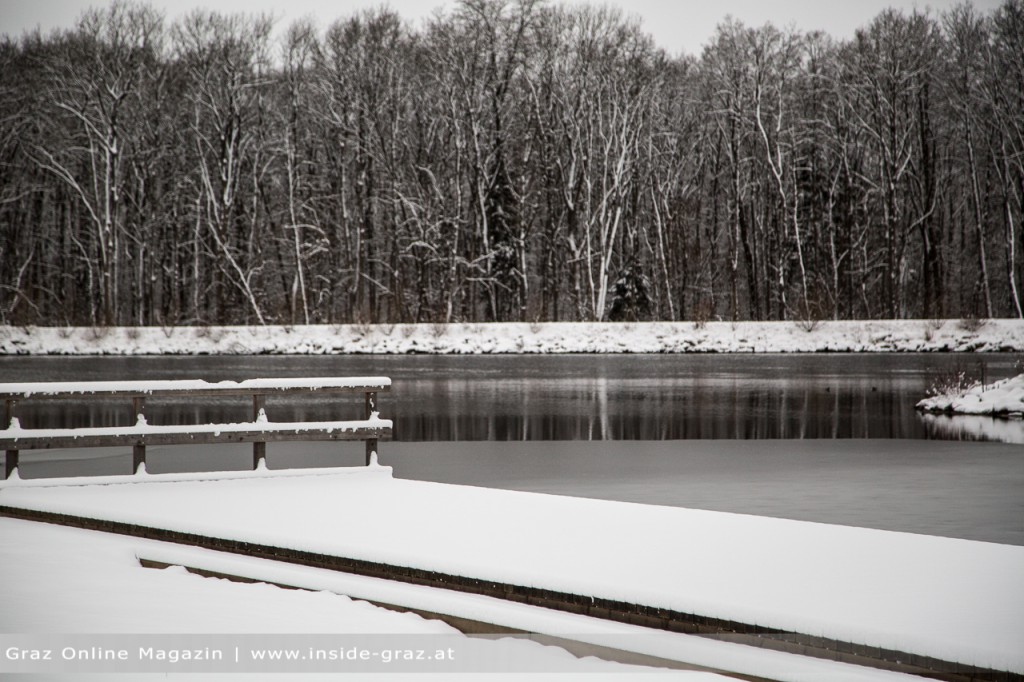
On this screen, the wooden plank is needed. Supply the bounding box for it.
[0,378,391,400]
[0,423,391,450]
[132,396,146,473]
[3,399,17,480]
[365,391,378,466]
[252,394,266,470]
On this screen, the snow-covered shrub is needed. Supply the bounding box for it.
[87,326,110,341]
[959,317,988,332]
[925,359,983,398]
[923,319,944,342]
[927,369,977,398]
[690,298,713,330]
[918,373,1024,417]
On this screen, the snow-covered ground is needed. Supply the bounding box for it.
[0,517,935,682]
[2,466,1021,676]
[2,319,1022,355]
[4,320,1022,679]
[0,517,711,681]
[917,373,1024,417]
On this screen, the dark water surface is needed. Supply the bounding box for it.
[2,353,1021,441]
[3,353,1021,544]
[10,439,1022,546]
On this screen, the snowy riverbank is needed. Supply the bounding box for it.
[2,319,1023,355]
[917,373,1024,417]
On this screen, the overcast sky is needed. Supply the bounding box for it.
[1,0,1003,55]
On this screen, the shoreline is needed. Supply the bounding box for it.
[2,319,1023,355]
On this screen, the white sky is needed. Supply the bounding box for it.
[1,0,1004,55]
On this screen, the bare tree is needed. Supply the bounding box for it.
[173,10,273,324]
[983,0,1024,318]
[32,1,164,325]
[4,0,1023,327]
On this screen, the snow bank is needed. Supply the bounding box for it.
[2,467,1021,675]
[2,319,1022,355]
[917,373,1024,417]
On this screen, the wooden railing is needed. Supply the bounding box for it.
[0,378,392,480]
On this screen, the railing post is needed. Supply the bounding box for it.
[132,396,146,474]
[3,398,17,480]
[252,394,266,469]
[365,390,378,466]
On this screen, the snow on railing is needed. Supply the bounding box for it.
[0,377,391,398]
[0,378,392,480]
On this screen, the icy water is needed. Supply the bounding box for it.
[2,353,1021,441]
[2,353,1022,544]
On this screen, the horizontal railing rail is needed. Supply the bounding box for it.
[0,377,392,480]
[0,377,392,399]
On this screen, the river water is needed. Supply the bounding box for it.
[2,353,1022,544]
[3,353,1022,441]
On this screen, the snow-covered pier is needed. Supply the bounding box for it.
[1,465,1021,680]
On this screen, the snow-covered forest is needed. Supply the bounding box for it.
[2,0,1023,328]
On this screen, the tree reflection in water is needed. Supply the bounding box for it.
[3,353,1021,442]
